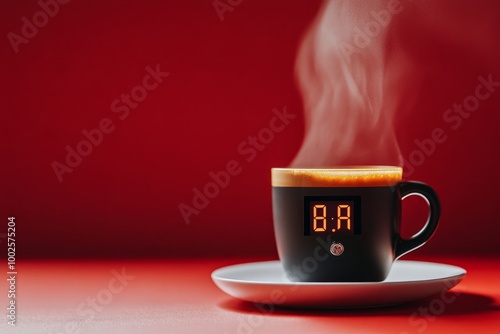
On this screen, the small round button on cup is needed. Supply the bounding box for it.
[330,242,344,256]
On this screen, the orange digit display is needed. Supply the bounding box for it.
[306,197,359,236]
[313,205,327,232]
[336,204,351,232]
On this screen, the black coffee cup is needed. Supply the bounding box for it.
[272,167,441,282]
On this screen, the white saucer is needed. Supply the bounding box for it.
[211,260,466,308]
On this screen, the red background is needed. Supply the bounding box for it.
[2,0,500,259]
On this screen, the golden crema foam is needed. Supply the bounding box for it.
[272,167,402,187]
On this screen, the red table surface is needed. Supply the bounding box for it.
[1,255,499,334]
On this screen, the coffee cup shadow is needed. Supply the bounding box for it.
[217,291,497,317]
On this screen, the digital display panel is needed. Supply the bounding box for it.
[304,196,361,236]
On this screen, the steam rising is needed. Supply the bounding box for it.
[291,0,403,167]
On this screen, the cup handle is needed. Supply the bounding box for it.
[395,181,441,259]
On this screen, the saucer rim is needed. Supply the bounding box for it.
[211,260,467,286]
